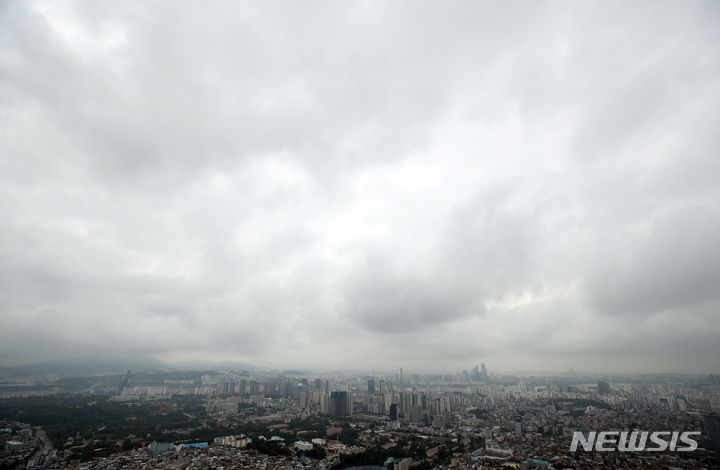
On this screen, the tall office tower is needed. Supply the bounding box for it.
[480,363,488,382]
[379,380,385,393]
[471,366,481,381]
[410,405,424,425]
[598,381,611,395]
[389,403,398,421]
[368,379,376,394]
[400,368,403,387]
[328,391,353,416]
[400,391,413,418]
[315,378,322,391]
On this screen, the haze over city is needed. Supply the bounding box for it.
[1,0,719,374]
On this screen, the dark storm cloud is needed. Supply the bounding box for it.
[0,0,719,371]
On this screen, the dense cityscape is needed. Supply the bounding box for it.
[2,363,719,469]
[2,1,720,469]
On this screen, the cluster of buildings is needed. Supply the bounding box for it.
[195,370,720,468]
[0,421,56,469]
[60,446,323,469]
[3,367,720,469]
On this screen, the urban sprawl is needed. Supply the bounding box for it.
[2,366,720,469]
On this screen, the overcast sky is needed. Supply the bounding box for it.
[1,1,719,373]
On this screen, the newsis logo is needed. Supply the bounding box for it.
[570,431,700,452]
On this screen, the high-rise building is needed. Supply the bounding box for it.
[368,379,376,394]
[515,421,523,437]
[400,391,411,418]
[328,391,352,416]
[410,405,424,425]
[598,381,611,395]
[480,363,488,382]
[389,403,398,421]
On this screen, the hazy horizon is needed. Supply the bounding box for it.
[1,1,719,374]
[3,352,715,378]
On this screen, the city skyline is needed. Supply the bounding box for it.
[1,1,720,374]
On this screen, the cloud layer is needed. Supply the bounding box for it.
[1,0,719,373]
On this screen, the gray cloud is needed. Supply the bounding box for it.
[343,256,481,333]
[586,207,720,315]
[0,0,719,372]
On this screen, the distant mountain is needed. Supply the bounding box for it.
[167,360,257,372]
[0,355,263,375]
[0,355,168,375]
